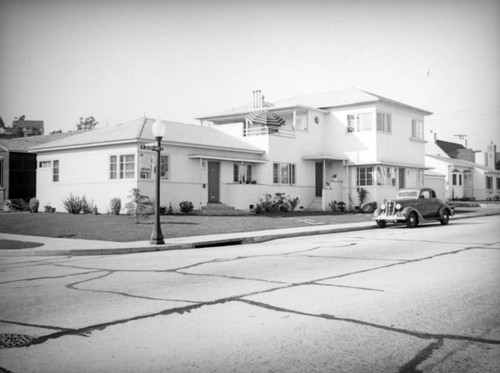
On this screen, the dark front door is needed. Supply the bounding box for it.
[315,162,323,197]
[208,161,220,203]
[398,168,406,189]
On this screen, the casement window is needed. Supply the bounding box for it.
[233,163,252,183]
[376,113,392,133]
[110,154,135,179]
[159,155,169,179]
[273,163,296,184]
[347,113,373,133]
[39,160,52,168]
[139,154,169,180]
[53,160,59,182]
[411,119,424,139]
[486,176,493,189]
[497,177,500,190]
[357,166,374,186]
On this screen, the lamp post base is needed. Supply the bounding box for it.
[150,237,165,245]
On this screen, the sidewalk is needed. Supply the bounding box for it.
[1,207,499,256]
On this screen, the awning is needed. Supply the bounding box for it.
[189,155,267,163]
[302,155,346,161]
[245,110,285,127]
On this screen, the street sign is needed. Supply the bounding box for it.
[140,145,164,151]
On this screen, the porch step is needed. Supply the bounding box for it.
[200,203,249,216]
[305,197,323,211]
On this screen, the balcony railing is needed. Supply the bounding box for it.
[243,126,295,138]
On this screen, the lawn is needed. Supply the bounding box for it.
[0,211,373,242]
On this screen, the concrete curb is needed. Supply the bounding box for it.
[1,210,499,256]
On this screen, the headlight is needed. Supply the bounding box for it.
[380,204,386,211]
[395,203,402,210]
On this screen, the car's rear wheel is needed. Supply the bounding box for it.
[376,220,387,228]
[440,210,450,225]
[406,212,418,228]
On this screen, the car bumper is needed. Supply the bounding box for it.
[373,213,406,223]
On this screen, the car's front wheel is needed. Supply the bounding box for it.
[406,212,418,228]
[376,220,387,228]
[440,210,450,225]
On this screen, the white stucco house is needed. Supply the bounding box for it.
[425,137,500,200]
[31,88,433,213]
[198,88,432,210]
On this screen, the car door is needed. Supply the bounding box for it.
[417,190,433,218]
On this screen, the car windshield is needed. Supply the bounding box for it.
[396,190,419,199]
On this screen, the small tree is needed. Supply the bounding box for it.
[358,187,368,207]
[77,116,98,131]
[125,188,153,223]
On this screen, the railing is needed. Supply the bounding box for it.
[243,126,295,138]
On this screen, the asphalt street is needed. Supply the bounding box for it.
[1,215,499,372]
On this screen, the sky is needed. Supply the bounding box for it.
[1,0,499,152]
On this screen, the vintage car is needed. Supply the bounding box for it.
[373,187,454,228]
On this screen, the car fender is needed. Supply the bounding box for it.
[438,205,452,217]
[401,206,424,221]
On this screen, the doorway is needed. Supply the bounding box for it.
[208,161,220,203]
[315,162,323,197]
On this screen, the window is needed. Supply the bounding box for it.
[110,154,135,179]
[347,113,372,133]
[377,113,392,133]
[357,167,374,186]
[160,155,169,179]
[452,173,462,186]
[486,176,493,189]
[39,160,51,168]
[233,163,252,183]
[0,158,3,188]
[375,166,396,186]
[273,163,295,184]
[411,119,424,139]
[53,160,59,182]
[497,178,500,190]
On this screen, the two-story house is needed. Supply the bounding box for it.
[198,88,432,210]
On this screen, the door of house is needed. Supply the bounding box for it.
[208,161,220,203]
[398,168,406,189]
[315,162,323,197]
[464,171,473,198]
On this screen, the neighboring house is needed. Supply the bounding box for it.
[30,118,266,213]
[198,88,432,210]
[425,154,500,200]
[426,137,500,200]
[0,132,73,202]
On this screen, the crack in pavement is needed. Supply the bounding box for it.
[0,270,104,285]
[398,339,444,373]
[237,299,500,345]
[311,282,385,292]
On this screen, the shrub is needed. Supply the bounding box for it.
[255,193,300,213]
[82,199,94,214]
[63,194,89,214]
[357,187,368,206]
[329,200,347,212]
[29,198,39,213]
[179,201,194,214]
[110,197,121,215]
[125,188,153,223]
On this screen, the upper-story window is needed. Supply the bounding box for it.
[347,113,372,133]
[376,113,392,133]
[411,119,424,139]
[39,160,52,168]
[110,154,135,179]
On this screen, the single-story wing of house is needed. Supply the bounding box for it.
[29,117,268,213]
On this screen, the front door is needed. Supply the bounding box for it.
[398,168,406,189]
[208,161,220,203]
[315,162,323,197]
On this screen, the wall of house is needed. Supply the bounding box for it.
[375,103,426,167]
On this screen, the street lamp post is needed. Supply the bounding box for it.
[150,118,166,245]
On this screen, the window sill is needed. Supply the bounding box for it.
[409,137,426,143]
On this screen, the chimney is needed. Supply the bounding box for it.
[487,141,497,168]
